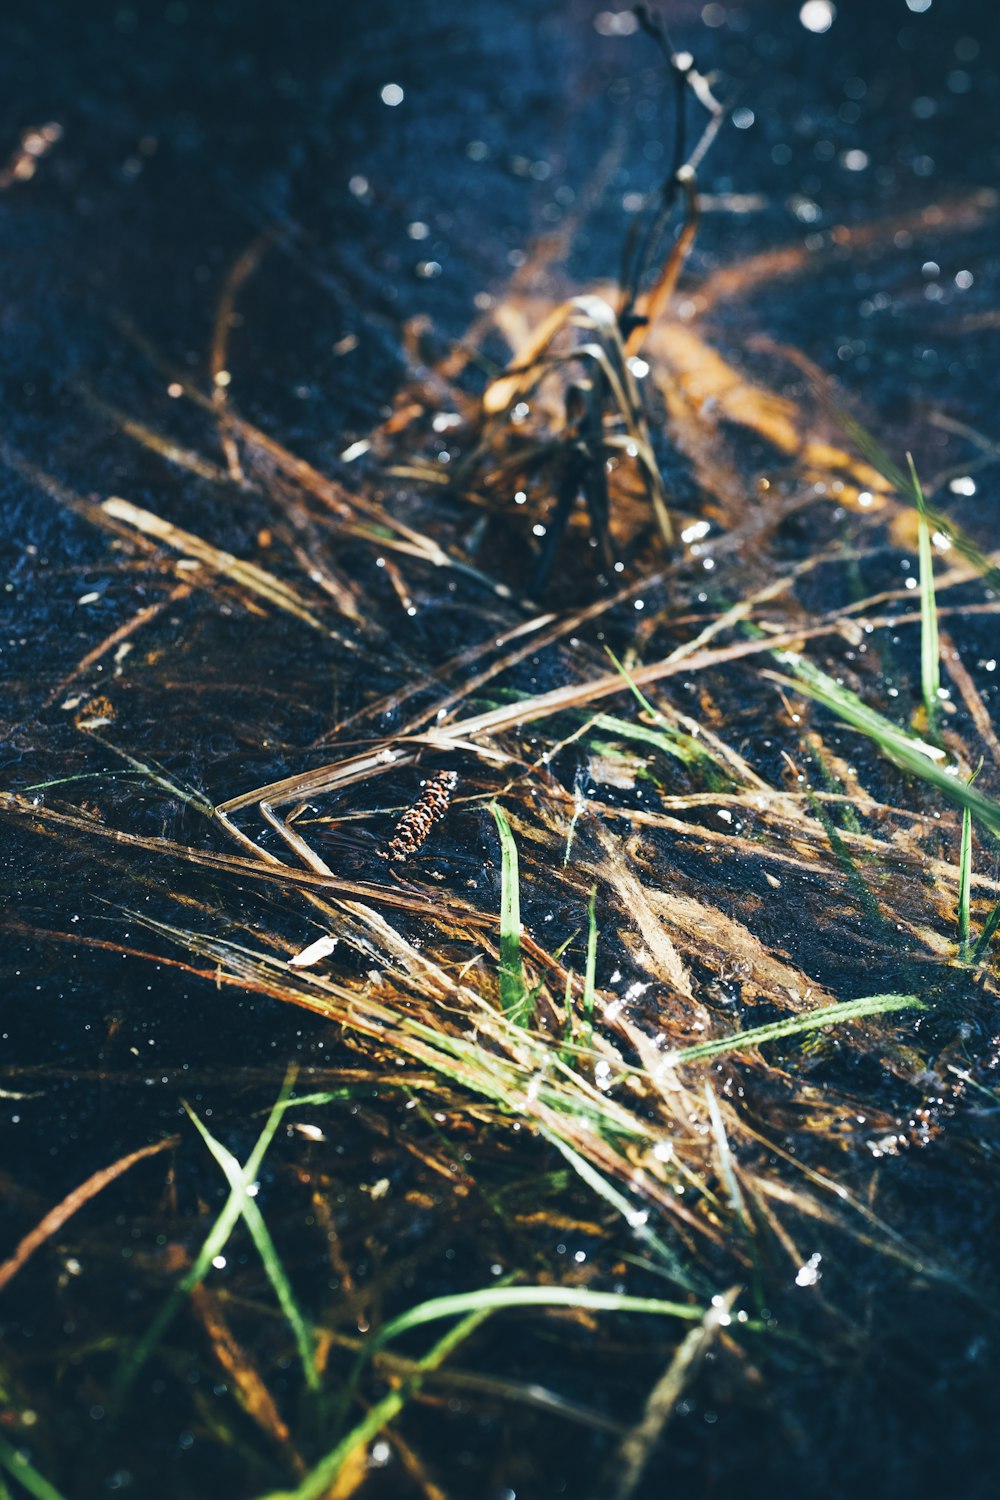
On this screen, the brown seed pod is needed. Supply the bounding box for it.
[382,771,457,863]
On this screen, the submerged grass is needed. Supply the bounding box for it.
[770,652,1000,838]
[666,993,924,1066]
[112,1070,304,1407]
[185,1102,321,1393]
[2,65,999,1500]
[257,1307,496,1500]
[6,404,998,1488]
[0,1437,66,1500]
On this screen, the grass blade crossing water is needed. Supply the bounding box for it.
[185,1104,320,1391]
[365,1284,709,1360]
[770,654,1000,838]
[112,1069,299,1406]
[0,1437,67,1500]
[666,993,923,1065]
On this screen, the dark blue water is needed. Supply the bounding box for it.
[2,2,999,1497]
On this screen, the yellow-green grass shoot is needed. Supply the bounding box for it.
[908,452,941,729]
[491,802,529,1024]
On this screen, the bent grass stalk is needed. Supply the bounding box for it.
[362,1284,709,1359]
[255,1305,494,1500]
[185,1104,320,1392]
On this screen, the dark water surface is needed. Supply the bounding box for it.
[2,2,1000,1497]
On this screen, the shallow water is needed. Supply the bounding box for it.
[2,2,1000,1498]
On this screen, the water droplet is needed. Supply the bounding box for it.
[799,2,836,35]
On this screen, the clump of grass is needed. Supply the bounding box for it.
[255,1304,494,1500]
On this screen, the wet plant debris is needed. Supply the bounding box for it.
[2,3,1000,1498]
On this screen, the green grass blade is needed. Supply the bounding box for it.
[603,650,712,767]
[185,1105,319,1391]
[543,1132,700,1292]
[278,1089,357,1111]
[770,655,1000,839]
[830,404,1000,591]
[366,1284,707,1361]
[957,760,982,955]
[972,899,1000,965]
[667,993,923,1066]
[0,1437,67,1500]
[589,712,702,767]
[255,1306,493,1500]
[112,1069,297,1406]
[703,1085,749,1229]
[908,453,940,724]
[583,885,598,1039]
[491,802,529,1024]
[958,807,973,951]
[772,653,942,762]
[561,972,576,1061]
